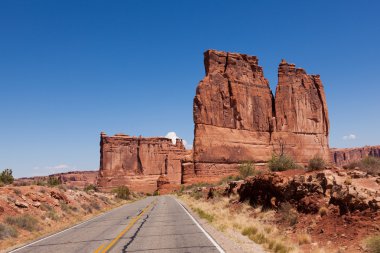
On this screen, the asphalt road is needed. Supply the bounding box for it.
[9,196,223,253]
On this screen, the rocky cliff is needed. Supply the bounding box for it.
[97,132,187,193]
[191,50,330,182]
[331,145,380,166]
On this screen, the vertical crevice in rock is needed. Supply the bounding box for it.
[137,138,143,175]
[164,155,168,175]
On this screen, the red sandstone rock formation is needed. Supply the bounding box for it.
[97,133,187,193]
[272,59,330,164]
[331,145,380,166]
[193,50,274,182]
[190,50,330,183]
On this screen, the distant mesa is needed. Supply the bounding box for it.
[331,145,380,167]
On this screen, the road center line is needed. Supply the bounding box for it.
[96,200,156,253]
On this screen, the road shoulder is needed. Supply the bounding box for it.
[174,196,266,253]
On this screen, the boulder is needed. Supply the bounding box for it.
[15,200,29,208]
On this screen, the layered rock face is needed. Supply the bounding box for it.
[191,50,330,182]
[272,60,330,164]
[193,50,274,181]
[331,145,380,166]
[97,133,187,193]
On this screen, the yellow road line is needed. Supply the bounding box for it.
[93,243,105,253]
[95,200,156,253]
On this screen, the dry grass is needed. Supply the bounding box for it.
[297,233,311,245]
[180,195,298,253]
[365,234,380,253]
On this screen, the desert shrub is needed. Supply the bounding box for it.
[98,195,111,204]
[346,156,380,175]
[219,175,242,184]
[193,207,214,223]
[36,180,47,186]
[250,232,268,244]
[0,169,14,185]
[112,186,131,200]
[366,234,380,253]
[40,202,53,212]
[81,204,93,213]
[47,210,59,221]
[279,202,298,226]
[13,188,22,196]
[69,205,78,212]
[185,182,214,190]
[47,176,60,186]
[242,226,258,236]
[60,201,70,213]
[190,190,203,200]
[84,184,97,192]
[269,154,298,172]
[0,223,18,239]
[308,155,325,171]
[153,190,159,196]
[5,214,39,231]
[344,177,352,185]
[90,200,101,210]
[238,161,256,178]
[318,206,328,216]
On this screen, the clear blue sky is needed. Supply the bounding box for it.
[1,1,379,177]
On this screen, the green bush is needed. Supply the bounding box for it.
[0,169,14,185]
[345,156,380,175]
[366,234,380,253]
[308,155,326,171]
[112,186,131,200]
[0,223,18,239]
[269,154,298,172]
[5,214,39,231]
[84,184,97,192]
[238,161,256,178]
[47,176,61,186]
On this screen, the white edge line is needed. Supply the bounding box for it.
[173,197,226,253]
[7,201,133,253]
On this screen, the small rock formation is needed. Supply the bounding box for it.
[97,132,188,193]
[190,50,330,182]
[331,145,380,166]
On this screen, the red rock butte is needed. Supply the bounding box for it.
[331,145,380,167]
[97,132,191,193]
[190,49,330,182]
